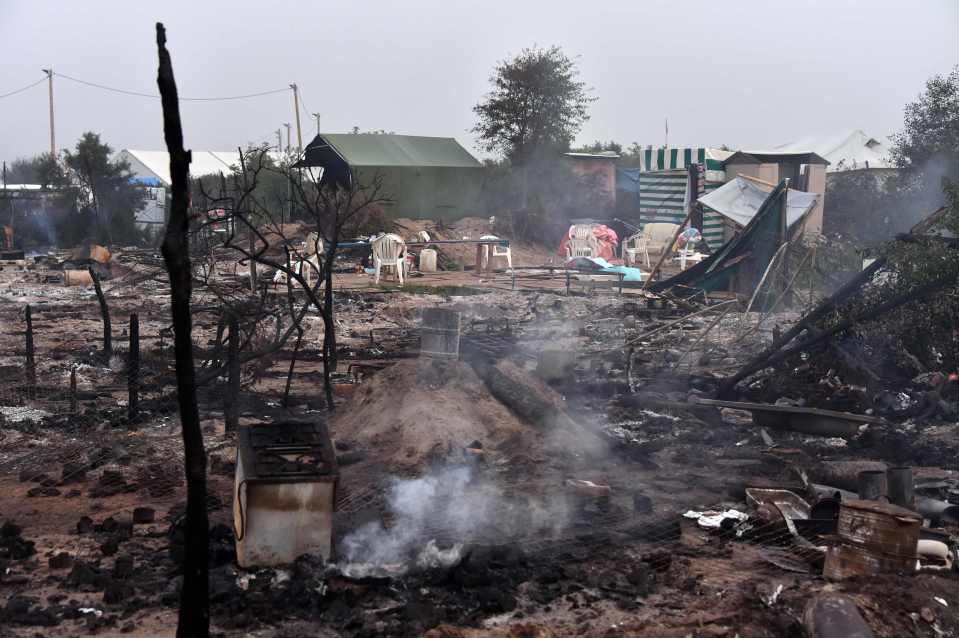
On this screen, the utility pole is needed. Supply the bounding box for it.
[313,112,320,135]
[290,83,302,151]
[276,129,282,152]
[284,123,291,152]
[42,69,55,157]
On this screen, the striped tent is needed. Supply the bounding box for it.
[632,147,732,248]
[637,168,726,248]
[636,147,731,176]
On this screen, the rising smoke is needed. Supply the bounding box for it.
[336,464,573,578]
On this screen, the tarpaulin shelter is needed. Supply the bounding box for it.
[293,133,483,220]
[699,176,818,230]
[651,180,791,309]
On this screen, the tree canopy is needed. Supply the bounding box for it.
[890,65,959,171]
[63,132,145,245]
[473,46,595,165]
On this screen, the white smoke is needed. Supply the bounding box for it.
[336,464,572,578]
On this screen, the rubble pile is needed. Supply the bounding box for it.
[0,244,957,636]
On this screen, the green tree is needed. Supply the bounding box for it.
[4,153,64,187]
[890,65,959,169]
[473,45,595,165]
[571,140,622,155]
[63,132,145,245]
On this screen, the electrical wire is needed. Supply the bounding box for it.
[0,77,46,99]
[53,71,291,102]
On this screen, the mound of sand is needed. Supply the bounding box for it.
[330,358,536,471]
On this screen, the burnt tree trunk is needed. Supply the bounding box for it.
[321,265,335,409]
[89,268,112,360]
[156,22,209,638]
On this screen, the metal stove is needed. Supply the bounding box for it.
[234,421,338,567]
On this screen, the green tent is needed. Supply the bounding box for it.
[294,133,484,221]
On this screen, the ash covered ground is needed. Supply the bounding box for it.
[0,251,957,637]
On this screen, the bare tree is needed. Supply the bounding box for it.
[190,146,389,409]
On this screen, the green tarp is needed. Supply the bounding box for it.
[651,180,789,308]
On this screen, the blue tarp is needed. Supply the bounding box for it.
[567,256,644,282]
[616,168,641,194]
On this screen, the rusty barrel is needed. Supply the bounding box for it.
[824,499,921,579]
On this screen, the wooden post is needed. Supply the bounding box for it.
[128,313,140,422]
[475,243,484,277]
[224,315,239,432]
[89,267,112,359]
[25,304,36,394]
[70,367,77,414]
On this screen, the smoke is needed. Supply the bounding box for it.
[28,209,58,246]
[336,464,572,578]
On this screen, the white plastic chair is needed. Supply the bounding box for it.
[372,233,406,284]
[622,232,645,266]
[634,222,681,267]
[272,253,321,288]
[566,237,598,258]
[565,224,600,258]
[479,235,512,270]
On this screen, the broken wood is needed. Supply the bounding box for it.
[156,21,209,638]
[692,398,878,437]
[717,257,888,397]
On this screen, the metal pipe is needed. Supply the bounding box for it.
[857,470,887,501]
[886,467,914,509]
[916,497,959,525]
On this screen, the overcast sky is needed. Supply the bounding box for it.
[1,0,957,166]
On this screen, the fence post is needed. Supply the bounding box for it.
[70,367,78,414]
[225,315,239,432]
[89,267,112,360]
[25,304,36,396]
[128,313,140,422]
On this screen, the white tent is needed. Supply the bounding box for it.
[119,149,287,186]
[698,176,819,229]
[775,129,892,172]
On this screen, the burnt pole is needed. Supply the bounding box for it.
[225,315,239,432]
[25,304,36,395]
[156,21,209,637]
[70,367,78,414]
[128,313,140,422]
[89,267,112,360]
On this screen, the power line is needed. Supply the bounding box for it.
[0,77,46,99]
[53,72,291,102]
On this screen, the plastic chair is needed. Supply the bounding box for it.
[565,224,600,258]
[634,223,680,267]
[567,237,598,258]
[480,235,512,270]
[622,232,645,266]
[372,233,406,284]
